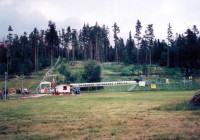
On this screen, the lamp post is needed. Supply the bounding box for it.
[4,72,7,100]
[7,25,13,74]
[21,74,24,94]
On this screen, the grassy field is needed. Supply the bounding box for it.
[0,61,200,139]
[0,91,200,140]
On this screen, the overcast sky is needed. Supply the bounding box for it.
[0,0,200,44]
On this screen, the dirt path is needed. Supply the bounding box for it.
[21,94,50,99]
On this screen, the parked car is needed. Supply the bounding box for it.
[22,88,30,95]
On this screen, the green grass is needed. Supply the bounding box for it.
[0,61,200,139]
[0,91,200,139]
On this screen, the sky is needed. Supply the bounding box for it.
[0,0,200,45]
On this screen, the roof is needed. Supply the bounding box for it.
[40,81,51,85]
[56,84,74,88]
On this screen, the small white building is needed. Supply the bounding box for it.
[55,84,72,94]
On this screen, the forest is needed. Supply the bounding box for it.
[0,20,200,76]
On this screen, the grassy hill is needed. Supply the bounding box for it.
[0,60,200,92]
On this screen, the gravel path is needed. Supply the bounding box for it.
[21,94,50,99]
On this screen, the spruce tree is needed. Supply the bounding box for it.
[143,24,154,75]
[112,22,120,63]
[167,23,173,67]
[45,21,59,67]
[134,20,142,72]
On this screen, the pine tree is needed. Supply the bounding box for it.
[143,24,155,75]
[29,28,39,74]
[112,22,120,63]
[126,31,136,64]
[167,23,173,67]
[134,20,142,71]
[45,21,59,67]
[192,25,199,35]
[71,29,78,64]
[185,28,199,71]
[102,26,110,62]
[64,26,72,61]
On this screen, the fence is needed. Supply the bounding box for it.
[81,80,199,93]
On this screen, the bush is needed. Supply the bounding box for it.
[56,75,64,84]
[120,68,132,76]
[82,60,101,83]
[142,65,149,76]
[65,73,77,83]
[153,101,200,111]
[57,63,70,76]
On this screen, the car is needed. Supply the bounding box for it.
[22,88,30,95]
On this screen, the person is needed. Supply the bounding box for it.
[0,89,3,99]
[54,87,57,94]
[139,75,143,81]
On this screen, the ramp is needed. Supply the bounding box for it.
[128,85,137,91]
[33,56,60,94]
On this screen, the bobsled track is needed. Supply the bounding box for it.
[33,56,61,94]
[38,79,198,94]
[33,56,199,94]
[69,79,197,93]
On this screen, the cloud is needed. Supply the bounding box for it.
[0,10,47,39]
[1,0,200,43]
[0,1,47,39]
[57,17,82,30]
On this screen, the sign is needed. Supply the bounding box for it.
[44,88,48,93]
[139,81,146,86]
[151,84,157,89]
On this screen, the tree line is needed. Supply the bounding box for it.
[0,20,200,76]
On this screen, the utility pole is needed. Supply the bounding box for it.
[4,72,7,100]
[7,25,13,74]
[21,75,24,94]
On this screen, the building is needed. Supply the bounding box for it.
[55,84,73,94]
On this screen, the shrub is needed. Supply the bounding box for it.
[58,63,67,75]
[82,60,101,83]
[120,68,132,76]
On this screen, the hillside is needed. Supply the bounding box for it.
[0,60,200,93]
